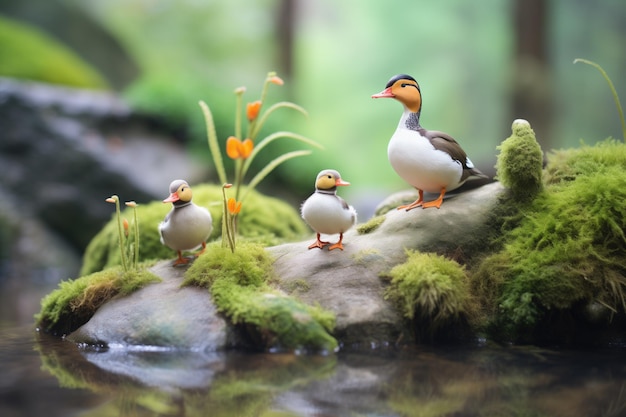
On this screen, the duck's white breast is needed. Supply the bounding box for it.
[159,204,213,251]
[388,129,463,192]
[301,193,356,235]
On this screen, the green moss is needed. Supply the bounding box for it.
[356,215,385,234]
[382,250,473,326]
[36,264,160,336]
[495,119,544,200]
[544,138,626,185]
[0,16,107,89]
[351,248,383,266]
[474,140,626,341]
[81,184,308,275]
[281,278,311,294]
[184,242,337,352]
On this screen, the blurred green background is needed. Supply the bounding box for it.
[1,0,625,217]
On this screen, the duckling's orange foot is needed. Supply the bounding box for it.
[307,233,330,250]
[172,254,192,266]
[193,242,207,257]
[327,233,345,251]
[328,242,344,251]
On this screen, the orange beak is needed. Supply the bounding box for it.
[336,178,350,186]
[163,192,179,203]
[371,87,394,98]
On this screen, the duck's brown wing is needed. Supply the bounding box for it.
[419,128,487,181]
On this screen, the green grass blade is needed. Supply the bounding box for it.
[240,150,312,202]
[199,100,228,184]
[243,131,323,174]
[250,101,308,139]
[574,58,626,142]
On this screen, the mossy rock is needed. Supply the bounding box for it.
[382,250,476,342]
[36,265,160,336]
[81,184,309,275]
[473,138,626,343]
[0,15,107,89]
[495,119,544,200]
[184,242,337,352]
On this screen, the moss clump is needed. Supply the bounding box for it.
[0,16,107,89]
[357,215,385,234]
[351,248,383,266]
[81,184,308,275]
[36,265,160,336]
[184,242,337,352]
[495,119,544,200]
[474,139,626,342]
[544,139,626,185]
[382,250,474,340]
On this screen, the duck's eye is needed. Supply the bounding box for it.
[327,175,333,179]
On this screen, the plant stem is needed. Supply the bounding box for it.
[221,185,235,252]
[235,89,243,141]
[113,196,128,272]
[574,58,626,142]
[234,159,244,201]
[132,205,139,269]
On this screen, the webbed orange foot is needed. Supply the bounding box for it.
[308,233,330,250]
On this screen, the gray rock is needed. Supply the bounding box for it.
[271,181,504,346]
[68,261,235,351]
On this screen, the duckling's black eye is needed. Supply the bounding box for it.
[327,175,332,179]
[401,83,418,90]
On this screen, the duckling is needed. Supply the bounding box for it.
[372,74,487,210]
[301,169,357,251]
[159,179,213,265]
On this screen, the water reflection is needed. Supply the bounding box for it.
[1,325,625,417]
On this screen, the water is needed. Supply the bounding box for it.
[2,257,626,417]
[2,323,626,417]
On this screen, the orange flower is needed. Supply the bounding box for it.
[226,136,254,159]
[227,197,242,215]
[268,75,284,86]
[246,100,262,121]
[123,218,129,237]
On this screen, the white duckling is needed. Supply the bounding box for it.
[159,179,213,265]
[301,169,357,251]
[372,74,487,210]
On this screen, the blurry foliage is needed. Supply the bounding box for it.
[73,0,281,143]
[5,0,625,207]
[0,14,107,88]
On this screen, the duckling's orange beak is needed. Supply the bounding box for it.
[163,192,180,203]
[336,178,350,186]
[372,87,394,98]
